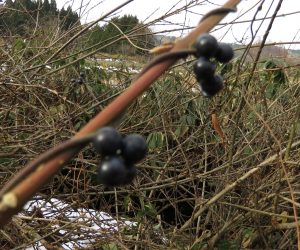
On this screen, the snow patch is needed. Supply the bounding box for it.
[22,196,136,249]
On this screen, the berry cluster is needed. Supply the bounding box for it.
[71,72,85,85]
[93,127,147,187]
[193,33,234,97]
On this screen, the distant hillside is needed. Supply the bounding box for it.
[154,36,300,61]
[0,0,79,36]
[289,49,300,57]
[153,35,177,46]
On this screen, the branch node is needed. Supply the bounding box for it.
[0,192,18,211]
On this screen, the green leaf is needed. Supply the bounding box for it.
[14,38,26,52]
[18,132,30,140]
[175,125,189,137]
[0,158,11,164]
[146,132,164,150]
[49,104,66,116]
[216,240,239,250]
[79,58,85,66]
[74,120,84,130]
[191,243,205,250]
[54,59,66,67]
[174,115,196,137]
[123,196,131,210]
[102,242,118,250]
[185,114,196,125]
[265,84,275,99]
[144,203,157,217]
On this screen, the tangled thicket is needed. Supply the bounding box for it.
[1,0,300,249]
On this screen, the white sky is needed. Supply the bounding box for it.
[56,0,300,49]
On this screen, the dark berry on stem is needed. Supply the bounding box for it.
[215,43,234,63]
[80,72,85,78]
[93,127,123,156]
[199,74,224,97]
[122,134,147,164]
[194,33,219,58]
[193,57,216,80]
[97,156,127,186]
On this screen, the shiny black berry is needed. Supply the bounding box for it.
[122,165,137,185]
[122,134,147,164]
[97,156,127,186]
[194,33,219,58]
[193,57,216,80]
[199,74,224,97]
[215,43,234,63]
[80,72,85,78]
[93,127,123,156]
[76,77,84,84]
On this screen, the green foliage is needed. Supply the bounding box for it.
[147,132,165,151]
[0,158,11,165]
[174,114,196,137]
[191,243,207,250]
[137,202,158,219]
[59,6,79,30]
[0,0,79,35]
[87,14,155,55]
[13,38,26,53]
[102,242,118,250]
[50,0,56,12]
[216,240,240,250]
[42,0,50,13]
[261,59,287,99]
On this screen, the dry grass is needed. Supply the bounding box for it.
[1,1,300,249]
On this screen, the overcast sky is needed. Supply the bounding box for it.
[56,0,300,49]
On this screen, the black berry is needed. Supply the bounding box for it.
[80,72,85,78]
[215,43,234,63]
[122,165,137,185]
[194,33,218,58]
[122,134,147,164]
[97,156,127,186]
[76,77,84,84]
[193,57,216,80]
[199,74,224,97]
[93,127,123,156]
